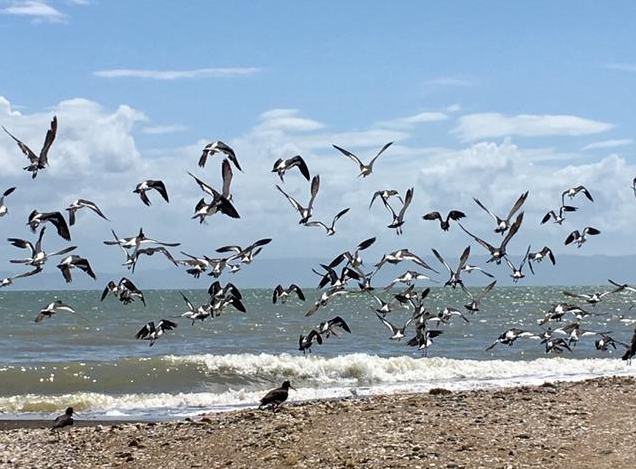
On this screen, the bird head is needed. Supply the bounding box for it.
[281,380,296,391]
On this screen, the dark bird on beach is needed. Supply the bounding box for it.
[473,191,528,235]
[564,227,600,248]
[561,185,593,206]
[621,325,636,363]
[459,212,524,264]
[333,141,393,177]
[272,284,305,304]
[276,174,320,224]
[51,407,75,430]
[57,255,96,283]
[305,207,350,236]
[298,330,323,353]
[28,210,71,241]
[3,116,57,179]
[272,155,310,182]
[0,187,16,217]
[259,381,296,410]
[66,199,109,226]
[199,141,242,171]
[135,319,178,346]
[422,210,466,231]
[134,180,169,206]
[541,205,577,225]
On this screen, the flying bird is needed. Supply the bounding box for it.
[528,246,556,274]
[28,210,71,241]
[9,227,76,269]
[133,180,169,206]
[422,210,466,231]
[458,212,524,264]
[473,191,528,235]
[101,277,145,306]
[461,281,497,313]
[369,189,402,210]
[272,284,305,304]
[276,174,320,224]
[561,185,593,206]
[188,172,240,221]
[298,330,323,354]
[0,187,16,218]
[135,319,178,346]
[65,199,109,226]
[376,311,412,341]
[317,316,351,338]
[35,300,84,323]
[199,141,242,171]
[541,205,577,225]
[432,246,470,289]
[305,207,350,236]
[504,246,531,283]
[2,115,57,178]
[564,227,600,248]
[56,255,96,283]
[485,328,537,351]
[272,155,310,182]
[332,141,393,177]
[386,187,414,235]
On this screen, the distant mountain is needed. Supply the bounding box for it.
[1,254,634,291]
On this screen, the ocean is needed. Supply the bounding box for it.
[1,286,634,420]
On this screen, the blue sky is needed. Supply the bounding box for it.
[0,1,635,286]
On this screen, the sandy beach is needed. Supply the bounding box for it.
[1,376,635,469]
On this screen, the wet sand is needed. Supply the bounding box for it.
[1,376,635,468]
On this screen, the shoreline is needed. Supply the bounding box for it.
[1,376,636,468]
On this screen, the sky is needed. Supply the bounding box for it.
[0,1,635,287]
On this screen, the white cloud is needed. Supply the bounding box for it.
[141,124,188,135]
[253,109,324,133]
[424,77,476,87]
[581,139,633,151]
[453,113,614,141]
[605,63,636,72]
[93,68,260,80]
[375,111,448,129]
[1,1,65,22]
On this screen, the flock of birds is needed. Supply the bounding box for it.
[3,115,636,421]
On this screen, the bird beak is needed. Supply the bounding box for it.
[290,385,297,391]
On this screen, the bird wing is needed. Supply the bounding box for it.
[2,126,38,163]
[38,116,57,167]
[188,171,220,198]
[457,223,496,254]
[179,291,195,311]
[457,245,471,271]
[422,211,442,222]
[333,144,364,170]
[473,197,499,223]
[500,212,523,250]
[368,141,393,168]
[308,175,320,210]
[289,284,305,301]
[276,185,303,212]
[290,155,310,181]
[476,280,497,301]
[431,248,452,274]
[332,207,350,226]
[149,180,170,203]
[42,211,71,241]
[507,191,529,220]
[375,311,398,334]
[397,187,414,219]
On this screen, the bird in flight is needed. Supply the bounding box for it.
[333,141,393,177]
[3,116,57,179]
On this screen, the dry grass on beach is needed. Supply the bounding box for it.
[1,376,635,469]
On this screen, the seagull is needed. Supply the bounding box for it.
[178,291,210,324]
[28,210,71,241]
[541,205,577,225]
[386,187,414,235]
[305,286,348,317]
[101,277,145,306]
[328,237,376,271]
[375,248,438,273]
[2,115,57,179]
[0,187,16,217]
[537,303,589,325]
[133,180,169,206]
[562,290,612,306]
[333,141,393,177]
[376,311,412,340]
[461,280,497,313]
[473,191,528,235]
[608,279,636,295]
[135,319,178,346]
[561,185,593,206]
[177,252,214,278]
[65,199,109,226]
[103,228,181,250]
[317,316,351,338]
[621,325,636,363]
[35,300,84,323]
[314,264,362,289]
[298,330,323,354]
[276,175,320,224]
[432,246,470,289]
[485,328,537,351]
[542,337,573,354]
[369,189,402,210]
[460,264,494,278]
[386,270,433,289]
[219,158,234,200]
[51,407,76,431]
[199,141,242,171]
[130,246,179,273]
[259,381,295,410]
[406,324,443,356]
[368,291,397,315]
[458,212,524,264]
[216,238,272,265]
[564,227,601,248]
[552,323,607,347]
[433,307,470,325]
[595,333,629,352]
[272,155,310,182]
[57,255,96,283]
[0,269,40,288]
[305,207,350,236]
[422,210,466,231]
[272,284,305,304]
[8,227,76,269]
[504,246,530,283]
[527,246,556,274]
[188,171,240,222]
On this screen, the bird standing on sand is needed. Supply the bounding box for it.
[52,407,76,430]
[259,381,296,411]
